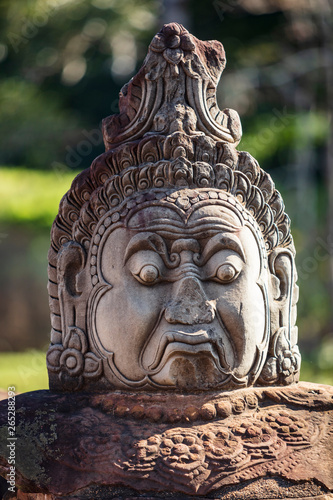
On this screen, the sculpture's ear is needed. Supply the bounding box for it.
[57,242,87,344]
[269,249,293,334]
[259,248,300,385]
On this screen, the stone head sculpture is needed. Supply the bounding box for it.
[47,23,300,392]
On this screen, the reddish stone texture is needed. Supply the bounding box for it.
[0,383,332,499]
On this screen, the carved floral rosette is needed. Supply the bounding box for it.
[47,23,300,392]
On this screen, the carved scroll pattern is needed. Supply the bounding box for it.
[70,161,291,254]
[54,402,331,495]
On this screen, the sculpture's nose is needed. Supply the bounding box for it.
[165,276,215,325]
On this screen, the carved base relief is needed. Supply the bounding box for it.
[0,383,332,498]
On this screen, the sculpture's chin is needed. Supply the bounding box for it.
[149,351,231,390]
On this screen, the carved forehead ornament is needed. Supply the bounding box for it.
[47,23,299,392]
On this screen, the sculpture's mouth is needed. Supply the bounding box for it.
[140,324,233,376]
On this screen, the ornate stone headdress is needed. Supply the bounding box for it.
[47,23,300,391]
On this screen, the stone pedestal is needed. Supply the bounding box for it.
[0,383,332,499]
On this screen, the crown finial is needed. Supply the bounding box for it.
[102,23,242,150]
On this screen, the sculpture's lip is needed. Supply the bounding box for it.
[143,330,210,371]
[141,328,232,374]
[160,329,211,343]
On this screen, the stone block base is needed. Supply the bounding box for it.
[0,383,332,499]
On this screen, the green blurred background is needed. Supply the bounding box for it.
[0,0,332,393]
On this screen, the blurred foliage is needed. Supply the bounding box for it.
[0,0,159,169]
[240,111,330,165]
[0,167,78,228]
[301,359,333,386]
[0,350,48,392]
[0,0,332,385]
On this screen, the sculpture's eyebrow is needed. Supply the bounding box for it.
[197,233,246,266]
[124,232,171,266]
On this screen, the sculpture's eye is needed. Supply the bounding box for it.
[136,264,159,284]
[215,263,239,283]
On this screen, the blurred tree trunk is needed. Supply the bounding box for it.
[326,78,333,325]
[321,11,333,331]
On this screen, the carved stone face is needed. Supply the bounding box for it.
[91,198,269,390]
[47,23,300,393]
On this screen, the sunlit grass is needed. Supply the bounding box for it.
[0,350,48,394]
[300,359,333,386]
[0,167,80,228]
